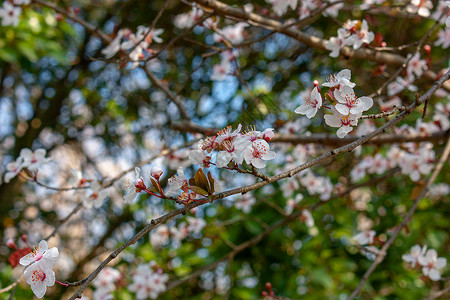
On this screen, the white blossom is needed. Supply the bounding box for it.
[295,87,323,119]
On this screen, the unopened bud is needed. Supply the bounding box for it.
[55,13,64,22]
[424,45,431,55]
[151,166,163,180]
[261,128,275,142]
[265,282,272,290]
[6,239,17,250]
[20,234,28,243]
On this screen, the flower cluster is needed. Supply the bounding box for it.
[295,69,373,138]
[402,245,447,281]
[128,262,169,299]
[19,240,59,298]
[4,148,52,183]
[189,124,276,169]
[388,52,428,96]
[210,50,237,81]
[325,20,375,57]
[150,217,206,248]
[351,111,443,183]
[101,26,164,67]
[0,0,30,27]
[92,267,122,299]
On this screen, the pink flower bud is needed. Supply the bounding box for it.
[20,234,28,243]
[151,166,163,180]
[6,239,17,250]
[262,128,275,142]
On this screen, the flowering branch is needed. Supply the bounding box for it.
[67,70,449,299]
[348,135,450,299]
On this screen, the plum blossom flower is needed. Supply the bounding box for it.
[214,22,248,44]
[402,244,427,268]
[129,263,169,299]
[352,230,376,245]
[93,267,121,297]
[0,2,21,27]
[325,28,348,58]
[150,224,170,248]
[285,193,303,214]
[434,28,450,49]
[124,167,146,203]
[266,0,298,16]
[418,249,447,281]
[322,0,344,18]
[406,0,433,17]
[19,148,51,172]
[334,86,373,116]
[19,240,59,271]
[174,6,204,29]
[406,53,427,78]
[189,144,212,167]
[244,140,276,168]
[324,107,359,138]
[387,75,418,96]
[295,87,323,118]
[322,69,356,90]
[24,261,55,298]
[187,217,206,234]
[300,171,325,195]
[300,209,315,227]
[165,167,187,196]
[85,181,108,208]
[235,194,256,213]
[400,146,434,181]
[4,157,24,183]
[211,57,232,81]
[68,169,89,187]
[345,20,375,49]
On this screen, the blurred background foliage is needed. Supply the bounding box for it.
[0,0,448,299]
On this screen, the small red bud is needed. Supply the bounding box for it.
[261,291,268,296]
[20,234,28,243]
[265,282,272,290]
[424,45,431,55]
[6,239,17,250]
[73,7,81,14]
[381,41,387,47]
[55,13,64,22]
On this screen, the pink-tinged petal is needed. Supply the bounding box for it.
[19,254,35,266]
[251,158,266,169]
[262,151,276,161]
[335,103,350,115]
[435,257,447,269]
[324,114,341,128]
[19,148,33,160]
[216,151,232,168]
[305,107,317,119]
[349,107,362,115]
[38,240,48,252]
[31,283,47,299]
[338,69,351,80]
[337,126,353,138]
[44,270,55,286]
[311,87,322,107]
[124,189,137,203]
[295,104,310,115]
[428,269,441,281]
[359,96,374,110]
